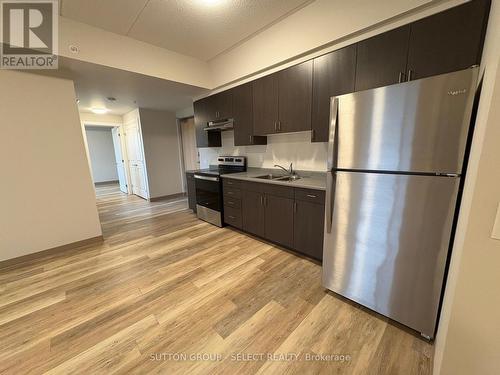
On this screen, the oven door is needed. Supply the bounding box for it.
[194,174,222,226]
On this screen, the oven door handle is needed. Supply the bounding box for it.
[194,174,219,182]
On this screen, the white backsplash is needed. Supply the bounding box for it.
[198,131,328,171]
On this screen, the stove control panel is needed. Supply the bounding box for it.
[217,156,246,167]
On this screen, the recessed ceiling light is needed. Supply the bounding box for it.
[106,97,117,102]
[90,108,108,114]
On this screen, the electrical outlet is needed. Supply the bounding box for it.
[492,203,500,240]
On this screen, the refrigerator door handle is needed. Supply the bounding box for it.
[326,171,336,233]
[326,97,339,234]
[327,97,339,171]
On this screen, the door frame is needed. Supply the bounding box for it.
[81,119,131,194]
[111,127,129,194]
[177,115,199,193]
[123,115,149,199]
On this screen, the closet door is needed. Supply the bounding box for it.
[124,119,148,199]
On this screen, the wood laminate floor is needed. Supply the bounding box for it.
[0,184,433,374]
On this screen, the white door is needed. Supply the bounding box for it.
[111,127,128,194]
[124,120,148,199]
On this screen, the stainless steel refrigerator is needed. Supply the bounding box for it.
[322,67,479,339]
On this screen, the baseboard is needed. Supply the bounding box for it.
[0,235,104,269]
[148,192,187,202]
[95,180,119,186]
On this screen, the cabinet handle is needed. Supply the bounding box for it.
[293,201,297,213]
[407,70,414,81]
[398,71,405,83]
[306,194,317,198]
[274,121,277,131]
[278,121,281,131]
[260,195,263,206]
[249,135,252,143]
[264,196,267,206]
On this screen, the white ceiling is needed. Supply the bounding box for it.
[60,0,313,61]
[32,56,207,115]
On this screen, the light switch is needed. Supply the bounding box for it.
[492,203,500,240]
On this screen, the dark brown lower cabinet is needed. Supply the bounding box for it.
[264,195,294,248]
[293,200,324,260]
[186,172,196,212]
[241,189,265,237]
[231,180,325,261]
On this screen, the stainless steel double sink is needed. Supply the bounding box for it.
[255,174,301,182]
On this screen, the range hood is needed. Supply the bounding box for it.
[204,119,234,131]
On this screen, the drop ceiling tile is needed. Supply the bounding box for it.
[61,0,149,35]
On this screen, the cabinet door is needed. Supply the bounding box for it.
[253,74,279,135]
[293,200,324,260]
[407,0,490,81]
[213,90,233,120]
[186,173,196,212]
[278,60,313,133]
[312,46,356,142]
[232,84,267,146]
[355,25,410,91]
[194,98,221,148]
[264,194,294,248]
[242,190,265,237]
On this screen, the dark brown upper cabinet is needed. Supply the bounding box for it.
[407,0,490,81]
[206,90,233,121]
[193,0,490,147]
[278,60,313,133]
[312,45,357,143]
[253,73,279,135]
[253,60,313,135]
[194,98,221,148]
[232,83,267,146]
[355,25,410,92]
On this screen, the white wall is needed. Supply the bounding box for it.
[59,17,212,89]
[199,131,327,171]
[0,71,102,262]
[85,127,119,183]
[434,1,500,374]
[139,108,184,198]
[79,111,123,126]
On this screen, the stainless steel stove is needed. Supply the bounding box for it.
[194,156,246,227]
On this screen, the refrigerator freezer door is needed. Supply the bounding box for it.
[334,68,477,174]
[322,172,459,337]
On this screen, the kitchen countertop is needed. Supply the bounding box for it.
[221,167,327,191]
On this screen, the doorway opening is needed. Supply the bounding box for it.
[83,124,129,195]
[178,116,200,190]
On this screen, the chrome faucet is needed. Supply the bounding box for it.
[274,163,295,176]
